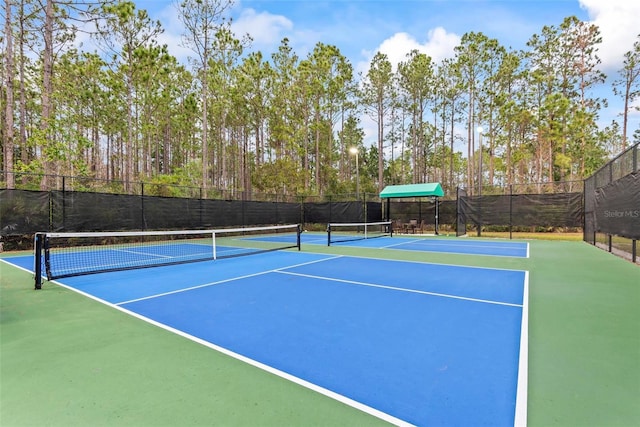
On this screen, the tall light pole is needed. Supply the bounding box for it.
[477,126,483,196]
[349,146,359,198]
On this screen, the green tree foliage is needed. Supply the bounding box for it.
[2,2,635,199]
[613,34,640,150]
[361,52,393,192]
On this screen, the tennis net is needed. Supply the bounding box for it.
[327,221,393,246]
[34,224,301,289]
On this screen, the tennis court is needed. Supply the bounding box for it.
[3,226,639,427]
[302,223,529,258]
[329,235,528,257]
[4,227,528,426]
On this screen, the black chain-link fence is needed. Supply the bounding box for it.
[5,166,637,264]
[455,182,584,238]
[0,172,383,250]
[584,143,639,263]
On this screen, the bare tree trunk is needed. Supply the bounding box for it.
[378,100,384,192]
[202,75,209,190]
[548,139,553,182]
[488,127,494,187]
[3,0,15,188]
[415,111,420,184]
[19,0,28,171]
[39,0,54,190]
[125,70,134,192]
[467,94,474,194]
[314,107,320,192]
[449,101,455,190]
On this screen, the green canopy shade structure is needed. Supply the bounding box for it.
[379,183,445,234]
[379,183,444,199]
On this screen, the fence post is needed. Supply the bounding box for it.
[363,192,367,223]
[141,182,145,231]
[477,193,482,237]
[48,190,52,231]
[61,176,66,231]
[509,184,513,240]
[199,187,203,228]
[435,197,439,235]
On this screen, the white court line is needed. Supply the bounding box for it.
[303,236,328,245]
[380,238,529,258]
[114,248,174,259]
[408,240,528,249]
[115,255,343,306]
[380,238,424,249]
[514,271,529,426]
[325,251,528,273]
[276,270,523,308]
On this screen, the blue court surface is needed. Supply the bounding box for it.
[7,250,528,426]
[300,232,530,258]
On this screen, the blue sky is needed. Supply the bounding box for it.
[132,0,639,141]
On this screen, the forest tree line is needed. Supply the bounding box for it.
[1,0,639,199]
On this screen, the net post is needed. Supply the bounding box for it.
[327,224,331,246]
[296,224,302,251]
[212,231,217,260]
[435,197,440,235]
[34,233,43,290]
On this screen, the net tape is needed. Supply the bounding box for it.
[327,221,392,245]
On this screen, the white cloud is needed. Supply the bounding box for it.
[352,27,460,145]
[580,0,640,71]
[232,8,293,51]
[357,26,460,76]
[150,3,294,65]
